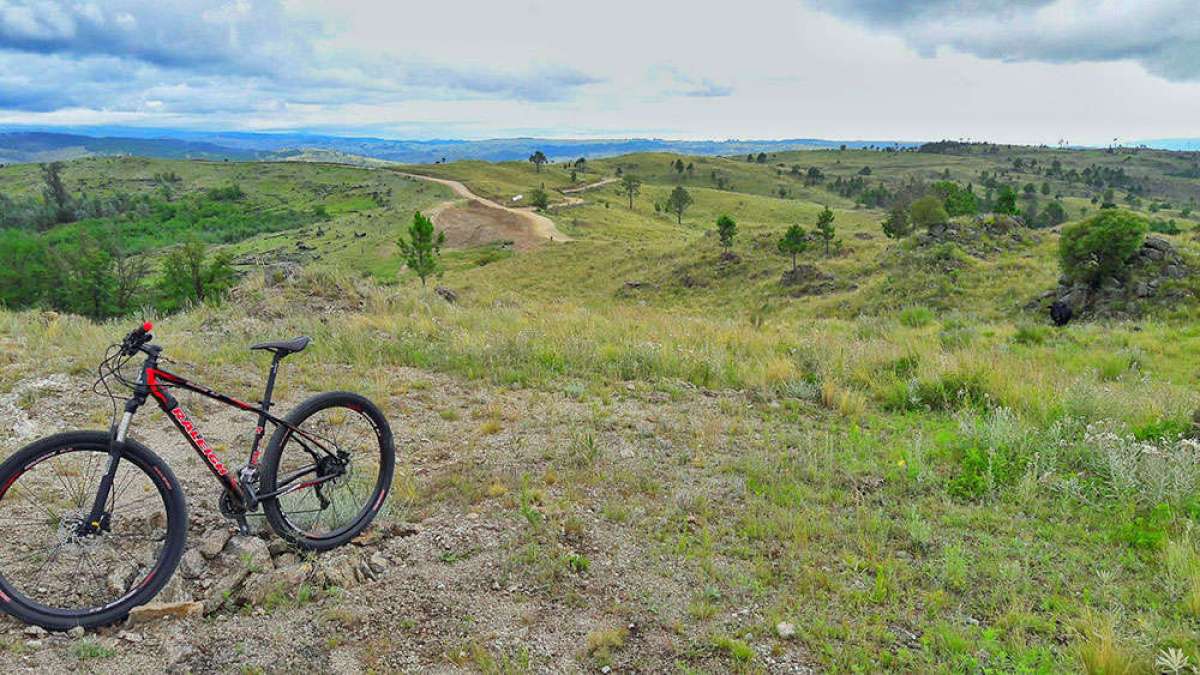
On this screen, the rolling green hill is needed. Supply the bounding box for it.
[2,145,1200,671]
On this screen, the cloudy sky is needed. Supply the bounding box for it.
[0,0,1197,144]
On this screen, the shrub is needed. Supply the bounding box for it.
[881,204,912,239]
[910,196,949,230]
[946,408,1030,499]
[911,371,991,411]
[528,188,550,210]
[206,184,245,201]
[1085,422,1200,505]
[899,305,935,327]
[1058,210,1147,286]
[1149,218,1181,235]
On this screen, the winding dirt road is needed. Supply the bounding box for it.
[397,172,572,244]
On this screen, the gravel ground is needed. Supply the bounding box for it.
[0,363,815,673]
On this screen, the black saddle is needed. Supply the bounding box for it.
[250,336,311,356]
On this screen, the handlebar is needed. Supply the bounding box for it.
[120,322,155,356]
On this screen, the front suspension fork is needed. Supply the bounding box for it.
[83,411,137,533]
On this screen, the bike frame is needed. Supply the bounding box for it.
[99,346,339,524]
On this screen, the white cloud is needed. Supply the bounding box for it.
[0,0,1197,144]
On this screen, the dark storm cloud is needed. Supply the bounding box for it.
[812,0,1200,82]
[0,0,601,113]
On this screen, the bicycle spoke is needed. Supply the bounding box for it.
[0,443,176,616]
[273,401,386,540]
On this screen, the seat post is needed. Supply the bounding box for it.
[245,351,285,472]
[261,352,284,409]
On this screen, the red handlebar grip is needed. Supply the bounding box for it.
[142,322,153,332]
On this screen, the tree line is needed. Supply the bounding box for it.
[0,163,317,320]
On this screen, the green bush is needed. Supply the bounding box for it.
[910,196,949,231]
[948,444,1018,500]
[1058,210,1147,286]
[1149,218,1180,235]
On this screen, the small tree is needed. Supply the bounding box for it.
[673,158,685,176]
[881,203,912,239]
[63,233,115,320]
[910,196,949,230]
[777,224,807,272]
[618,175,642,209]
[716,215,737,254]
[994,186,1019,215]
[1101,188,1116,209]
[397,210,446,287]
[1059,209,1147,287]
[157,237,235,312]
[529,188,550,210]
[815,206,836,255]
[112,244,149,315]
[932,181,978,216]
[528,151,548,173]
[40,161,72,226]
[666,186,693,224]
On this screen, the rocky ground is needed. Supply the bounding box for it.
[0,363,816,673]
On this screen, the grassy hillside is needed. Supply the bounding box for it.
[2,147,1200,671]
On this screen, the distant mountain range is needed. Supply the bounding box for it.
[0,131,266,164]
[0,127,918,165]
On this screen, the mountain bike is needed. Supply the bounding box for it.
[0,323,395,630]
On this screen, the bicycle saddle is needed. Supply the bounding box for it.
[250,336,311,356]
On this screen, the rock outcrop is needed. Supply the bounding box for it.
[917,214,1035,257]
[1031,236,1194,321]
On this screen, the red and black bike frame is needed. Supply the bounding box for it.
[99,343,338,520]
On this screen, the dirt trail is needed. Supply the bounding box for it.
[561,176,618,195]
[398,172,572,246]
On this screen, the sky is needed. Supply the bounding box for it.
[0,0,1197,144]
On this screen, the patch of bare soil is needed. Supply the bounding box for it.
[430,199,552,252]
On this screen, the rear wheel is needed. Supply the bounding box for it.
[0,431,187,630]
[260,392,394,550]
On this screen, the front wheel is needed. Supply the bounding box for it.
[0,431,187,630]
[260,392,395,550]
